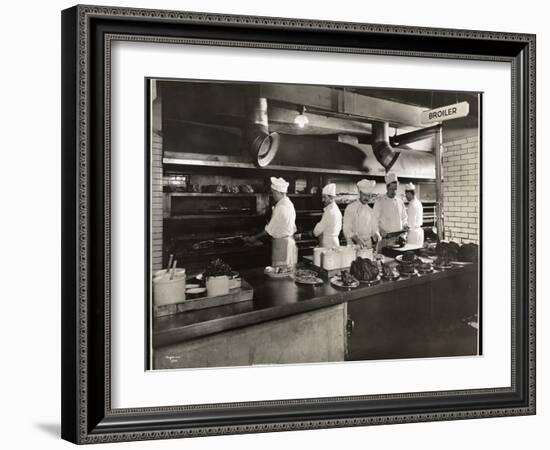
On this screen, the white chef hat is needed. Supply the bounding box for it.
[357,179,376,194]
[384,172,398,185]
[405,182,415,191]
[322,183,336,196]
[270,177,289,193]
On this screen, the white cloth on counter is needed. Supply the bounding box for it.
[373,194,408,235]
[313,201,342,248]
[265,196,297,239]
[406,197,424,246]
[343,200,379,247]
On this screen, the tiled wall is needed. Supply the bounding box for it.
[151,131,163,271]
[442,134,480,244]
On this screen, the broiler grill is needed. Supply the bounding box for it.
[163,191,269,273]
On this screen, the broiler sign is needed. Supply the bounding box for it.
[421,101,470,123]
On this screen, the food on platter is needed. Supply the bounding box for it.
[340,270,358,287]
[402,251,416,262]
[350,257,379,282]
[434,256,452,268]
[330,270,360,289]
[435,241,459,261]
[458,243,479,262]
[398,255,423,274]
[381,263,400,280]
[295,269,318,278]
[264,265,294,278]
[417,261,434,273]
[398,261,416,274]
[295,273,324,285]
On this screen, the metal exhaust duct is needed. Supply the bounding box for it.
[372,121,400,172]
[349,143,436,179]
[245,97,280,167]
[390,124,441,148]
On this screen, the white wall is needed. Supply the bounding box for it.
[0,0,546,448]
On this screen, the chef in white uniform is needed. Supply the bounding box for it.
[404,182,424,246]
[244,177,298,267]
[343,179,380,248]
[373,172,409,239]
[313,183,342,249]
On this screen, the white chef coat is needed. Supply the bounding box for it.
[373,194,408,235]
[313,201,342,249]
[265,196,297,238]
[343,200,379,247]
[265,196,298,266]
[406,197,424,246]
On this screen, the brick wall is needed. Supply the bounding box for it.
[151,131,163,271]
[442,134,480,244]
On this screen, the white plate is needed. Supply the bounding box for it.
[381,273,400,281]
[399,269,418,277]
[395,255,432,264]
[330,276,360,289]
[295,276,324,285]
[450,261,471,266]
[264,266,294,278]
[265,271,293,278]
[358,276,381,286]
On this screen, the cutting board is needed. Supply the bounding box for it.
[154,280,254,317]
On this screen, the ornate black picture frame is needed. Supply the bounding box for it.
[61,4,536,444]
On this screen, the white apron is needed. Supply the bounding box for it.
[406,198,423,246]
[406,227,424,246]
[272,236,298,267]
[320,234,340,249]
[355,234,375,249]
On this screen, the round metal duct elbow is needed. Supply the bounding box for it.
[372,121,400,172]
[245,97,280,167]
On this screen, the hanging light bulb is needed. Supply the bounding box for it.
[294,105,309,128]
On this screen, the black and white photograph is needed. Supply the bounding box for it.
[148,79,481,370]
